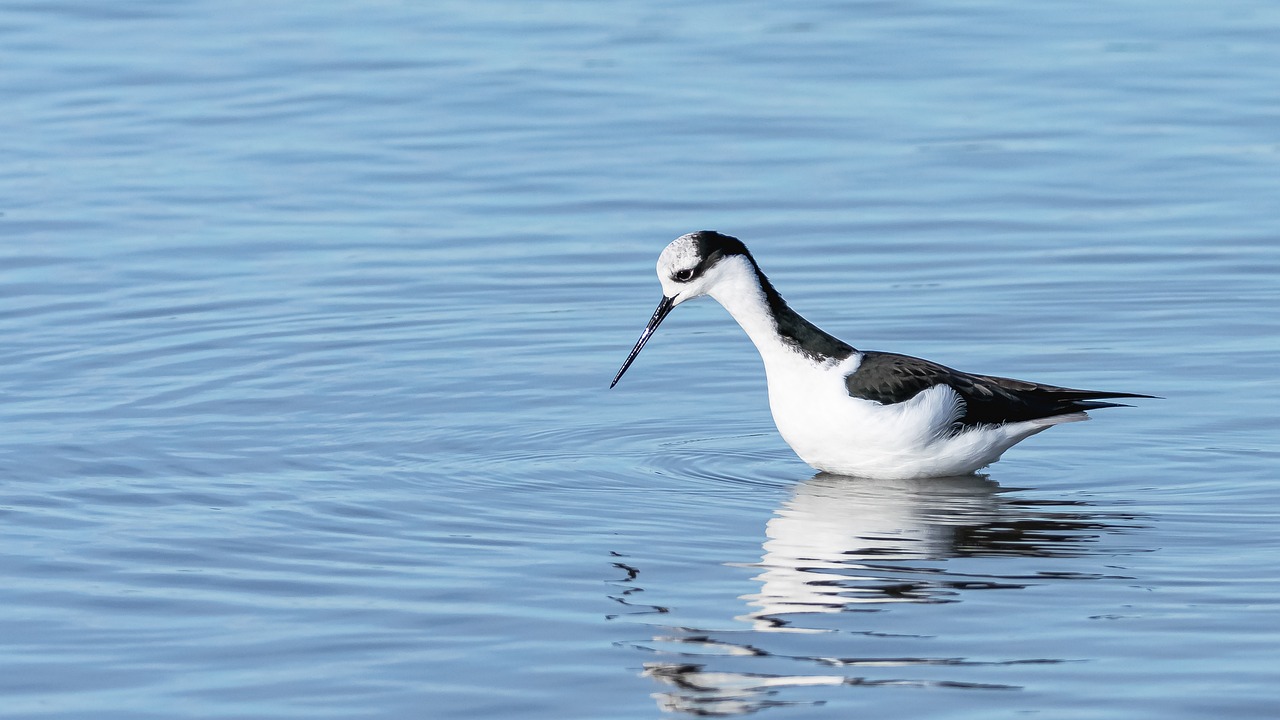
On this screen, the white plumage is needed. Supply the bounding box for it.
[611,232,1150,479]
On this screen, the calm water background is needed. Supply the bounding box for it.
[2,1,1279,718]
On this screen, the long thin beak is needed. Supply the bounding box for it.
[610,296,676,388]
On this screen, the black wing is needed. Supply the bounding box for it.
[845,351,1155,427]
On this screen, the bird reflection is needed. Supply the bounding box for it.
[630,471,1142,715]
[743,472,1126,628]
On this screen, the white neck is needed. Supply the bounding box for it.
[705,256,813,370]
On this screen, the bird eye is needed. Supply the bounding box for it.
[673,268,694,282]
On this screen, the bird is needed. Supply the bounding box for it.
[609,231,1153,480]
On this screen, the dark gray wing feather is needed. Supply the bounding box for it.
[845,351,1154,427]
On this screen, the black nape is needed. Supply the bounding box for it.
[697,232,855,362]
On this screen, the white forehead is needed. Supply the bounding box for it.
[656,233,702,273]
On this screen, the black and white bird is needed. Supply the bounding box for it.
[610,231,1152,479]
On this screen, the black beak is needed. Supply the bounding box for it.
[610,296,676,388]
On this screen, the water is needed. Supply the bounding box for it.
[2,1,1279,717]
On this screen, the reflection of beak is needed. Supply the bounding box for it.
[610,296,676,388]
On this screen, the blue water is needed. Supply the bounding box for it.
[2,1,1279,718]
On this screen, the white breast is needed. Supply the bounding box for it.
[761,352,1069,479]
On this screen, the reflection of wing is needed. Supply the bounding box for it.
[742,474,999,627]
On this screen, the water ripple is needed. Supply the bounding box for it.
[3,1,1280,717]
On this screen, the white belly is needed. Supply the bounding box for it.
[762,357,1076,479]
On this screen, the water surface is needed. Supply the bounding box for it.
[2,1,1279,718]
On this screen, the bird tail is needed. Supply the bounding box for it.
[1057,390,1159,414]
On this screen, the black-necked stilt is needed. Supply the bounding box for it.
[610,231,1153,479]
